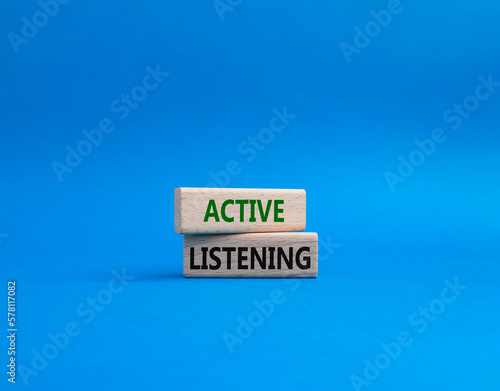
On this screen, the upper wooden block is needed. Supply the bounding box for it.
[174,187,306,234]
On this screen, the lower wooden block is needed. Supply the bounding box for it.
[184,232,318,278]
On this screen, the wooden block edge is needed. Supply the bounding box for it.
[174,187,182,234]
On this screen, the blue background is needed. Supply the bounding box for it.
[1,0,499,390]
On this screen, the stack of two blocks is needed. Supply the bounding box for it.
[175,188,318,278]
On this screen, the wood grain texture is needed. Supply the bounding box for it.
[184,232,317,278]
[175,187,306,234]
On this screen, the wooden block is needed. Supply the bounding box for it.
[184,232,317,278]
[175,187,306,234]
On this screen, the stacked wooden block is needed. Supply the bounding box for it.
[175,188,318,278]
